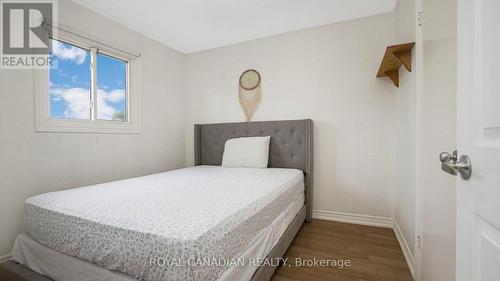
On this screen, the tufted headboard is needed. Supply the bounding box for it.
[194,119,313,222]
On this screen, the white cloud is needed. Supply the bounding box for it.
[51,41,87,65]
[51,87,90,119]
[51,87,125,120]
[102,89,125,103]
[97,89,125,120]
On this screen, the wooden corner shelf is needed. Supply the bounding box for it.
[376,42,415,87]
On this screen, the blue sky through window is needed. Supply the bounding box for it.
[97,53,127,121]
[49,39,127,122]
[49,40,90,119]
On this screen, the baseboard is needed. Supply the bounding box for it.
[312,209,415,278]
[312,210,394,228]
[0,254,11,263]
[393,220,415,278]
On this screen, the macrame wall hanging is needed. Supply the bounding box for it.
[238,69,262,122]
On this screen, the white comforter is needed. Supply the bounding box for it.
[24,166,304,281]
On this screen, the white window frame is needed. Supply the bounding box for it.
[34,29,141,134]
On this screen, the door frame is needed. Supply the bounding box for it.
[414,0,424,280]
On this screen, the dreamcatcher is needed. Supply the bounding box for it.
[238,69,262,122]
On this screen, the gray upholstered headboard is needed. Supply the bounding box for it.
[194,119,313,222]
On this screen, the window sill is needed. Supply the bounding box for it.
[35,118,141,134]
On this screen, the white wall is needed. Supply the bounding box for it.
[184,14,399,219]
[393,0,417,261]
[420,0,457,279]
[0,0,186,258]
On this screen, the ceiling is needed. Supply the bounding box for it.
[73,0,397,54]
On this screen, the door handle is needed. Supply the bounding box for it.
[439,150,472,180]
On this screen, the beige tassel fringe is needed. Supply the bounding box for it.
[239,85,262,122]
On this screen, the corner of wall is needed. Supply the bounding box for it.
[394,220,416,277]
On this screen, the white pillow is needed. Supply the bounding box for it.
[221,136,271,168]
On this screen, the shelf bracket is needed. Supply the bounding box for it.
[385,70,399,88]
[376,42,415,88]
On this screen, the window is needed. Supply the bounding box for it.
[49,39,128,122]
[35,31,141,134]
[96,53,127,122]
[49,40,91,120]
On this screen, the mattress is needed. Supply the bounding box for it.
[23,166,304,281]
[12,195,305,281]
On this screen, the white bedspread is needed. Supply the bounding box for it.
[24,166,304,281]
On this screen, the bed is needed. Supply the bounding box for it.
[11,119,313,281]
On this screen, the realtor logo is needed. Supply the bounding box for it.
[1,0,57,69]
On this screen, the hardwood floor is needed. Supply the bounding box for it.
[0,220,413,281]
[272,220,414,281]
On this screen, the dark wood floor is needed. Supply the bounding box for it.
[272,220,413,281]
[1,220,413,281]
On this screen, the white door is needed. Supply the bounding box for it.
[454,0,500,280]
